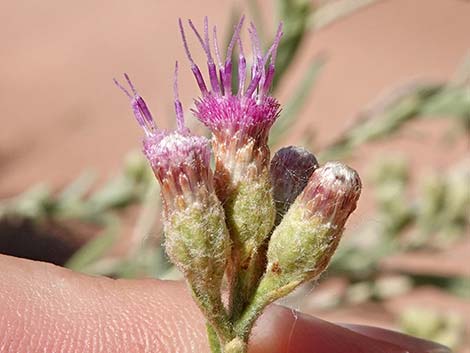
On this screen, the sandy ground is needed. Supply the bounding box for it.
[1,0,469,351]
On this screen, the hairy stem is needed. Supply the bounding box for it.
[207,323,222,353]
[234,273,303,341]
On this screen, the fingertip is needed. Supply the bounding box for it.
[250,305,447,353]
[0,254,208,353]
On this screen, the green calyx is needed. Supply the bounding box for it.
[225,170,276,262]
[223,170,276,319]
[232,203,346,339]
[165,194,230,284]
[164,194,232,341]
[267,203,343,279]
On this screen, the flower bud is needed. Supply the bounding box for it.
[236,162,362,338]
[267,161,361,282]
[270,146,319,225]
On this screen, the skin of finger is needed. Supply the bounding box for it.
[249,306,407,353]
[0,254,208,353]
[1,255,319,353]
[0,255,441,353]
[341,325,451,353]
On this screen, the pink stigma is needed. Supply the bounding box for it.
[114,74,157,137]
[173,61,189,134]
[178,16,282,101]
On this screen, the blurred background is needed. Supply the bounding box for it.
[0,0,469,351]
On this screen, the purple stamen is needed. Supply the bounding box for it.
[261,23,283,97]
[248,23,263,77]
[207,63,221,94]
[213,25,227,95]
[179,18,196,64]
[124,73,138,96]
[261,65,275,98]
[268,23,283,68]
[114,74,157,137]
[224,16,245,95]
[188,19,208,56]
[179,18,208,95]
[191,66,209,95]
[113,78,132,99]
[173,61,187,133]
[244,70,262,98]
[203,17,212,61]
[237,35,247,95]
[226,16,245,62]
[205,18,222,94]
[188,18,221,94]
[212,26,223,68]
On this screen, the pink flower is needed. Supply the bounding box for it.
[114,64,213,213]
[180,17,282,143]
[179,17,283,198]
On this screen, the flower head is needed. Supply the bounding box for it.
[179,17,283,187]
[114,65,212,213]
[115,65,232,338]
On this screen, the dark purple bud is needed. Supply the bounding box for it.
[270,146,319,225]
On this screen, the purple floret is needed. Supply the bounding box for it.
[114,68,211,185]
[179,17,283,142]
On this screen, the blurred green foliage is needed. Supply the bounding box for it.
[400,308,465,350]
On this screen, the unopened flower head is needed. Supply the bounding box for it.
[266,162,361,282]
[114,66,212,214]
[179,17,283,191]
[270,146,319,225]
[298,161,362,227]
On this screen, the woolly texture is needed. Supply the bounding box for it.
[267,161,361,279]
[299,161,362,226]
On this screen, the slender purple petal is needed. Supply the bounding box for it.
[173,61,187,133]
[114,74,157,137]
[179,18,208,95]
[237,35,247,95]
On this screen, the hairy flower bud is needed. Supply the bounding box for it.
[270,146,319,225]
[236,162,362,339]
[267,161,361,281]
[115,70,232,340]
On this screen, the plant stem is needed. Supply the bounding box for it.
[190,285,233,344]
[234,273,302,341]
[207,323,222,353]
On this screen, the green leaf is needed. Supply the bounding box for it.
[270,56,325,146]
[65,218,119,272]
[310,0,381,31]
[58,171,95,204]
[274,0,312,88]
[320,83,444,160]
